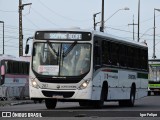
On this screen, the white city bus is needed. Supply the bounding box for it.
[0,55,30,100]
[25,28,148,109]
[148,59,160,95]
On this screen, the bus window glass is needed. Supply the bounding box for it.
[32,42,91,76]
[5,61,8,73]
[1,65,5,75]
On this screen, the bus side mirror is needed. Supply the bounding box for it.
[25,37,33,55]
[25,44,29,54]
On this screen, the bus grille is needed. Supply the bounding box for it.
[42,90,75,98]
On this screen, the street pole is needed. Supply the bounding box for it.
[153,8,156,59]
[153,8,160,59]
[3,22,4,54]
[128,15,138,41]
[19,0,23,57]
[0,21,4,54]
[103,7,129,32]
[93,12,101,30]
[100,0,104,32]
[19,0,32,56]
[138,0,140,42]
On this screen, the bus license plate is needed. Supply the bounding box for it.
[52,95,63,98]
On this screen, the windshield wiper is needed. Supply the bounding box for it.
[63,41,77,57]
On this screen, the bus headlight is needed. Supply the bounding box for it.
[78,79,91,90]
[31,80,40,89]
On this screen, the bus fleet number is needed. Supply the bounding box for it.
[42,84,48,88]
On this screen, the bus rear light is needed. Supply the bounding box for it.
[78,79,91,90]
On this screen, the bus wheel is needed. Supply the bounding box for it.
[119,86,136,107]
[127,86,136,107]
[94,83,108,108]
[45,99,57,109]
[153,91,156,95]
[79,101,88,107]
[119,100,126,107]
[39,100,43,103]
[148,91,151,96]
[34,100,37,104]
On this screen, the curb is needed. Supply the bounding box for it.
[0,100,33,107]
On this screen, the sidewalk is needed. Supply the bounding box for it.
[0,100,34,107]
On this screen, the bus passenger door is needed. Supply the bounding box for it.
[92,39,103,100]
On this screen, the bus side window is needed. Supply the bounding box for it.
[8,61,12,74]
[94,39,102,70]
[102,40,110,65]
[111,43,119,66]
[119,44,125,67]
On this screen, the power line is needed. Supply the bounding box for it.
[0,9,17,13]
[106,26,160,38]
[31,7,59,27]
[140,14,160,24]
[23,15,40,29]
[3,24,36,31]
[38,0,90,22]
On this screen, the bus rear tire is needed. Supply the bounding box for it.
[148,91,151,96]
[126,86,136,107]
[45,99,57,109]
[119,86,136,107]
[127,89,135,107]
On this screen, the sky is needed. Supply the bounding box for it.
[0,0,160,59]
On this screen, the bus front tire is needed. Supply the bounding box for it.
[94,83,108,109]
[45,99,57,109]
[79,101,88,107]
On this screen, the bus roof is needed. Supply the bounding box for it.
[34,28,148,48]
[93,30,147,48]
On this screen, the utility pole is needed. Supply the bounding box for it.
[100,0,104,32]
[19,0,23,57]
[153,8,156,59]
[128,15,138,41]
[0,21,4,54]
[19,0,32,56]
[153,8,160,59]
[137,0,140,42]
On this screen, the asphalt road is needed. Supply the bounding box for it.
[0,95,160,120]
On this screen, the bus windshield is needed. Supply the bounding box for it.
[32,42,91,77]
[149,64,160,81]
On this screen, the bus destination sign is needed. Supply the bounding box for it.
[47,33,82,40]
[35,31,91,41]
